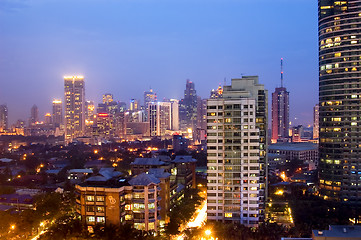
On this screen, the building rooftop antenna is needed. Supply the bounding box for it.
[281,58,284,88]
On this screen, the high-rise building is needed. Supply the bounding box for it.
[318,0,361,202]
[0,104,8,131]
[207,76,268,226]
[44,113,52,125]
[179,79,198,132]
[52,99,63,127]
[64,76,85,143]
[129,99,139,111]
[313,104,319,140]
[271,59,290,143]
[148,102,178,137]
[29,104,39,126]
[144,88,157,108]
[102,93,113,104]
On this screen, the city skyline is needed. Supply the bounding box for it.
[0,0,318,125]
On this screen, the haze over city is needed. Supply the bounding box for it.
[0,0,318,125]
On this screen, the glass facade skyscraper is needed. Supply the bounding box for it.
[318,0,361,202]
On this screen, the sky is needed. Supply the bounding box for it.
[0,0,319,126]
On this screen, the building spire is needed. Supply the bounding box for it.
[281,58,284,88]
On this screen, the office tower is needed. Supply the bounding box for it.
[129,99,139,111]
[144,88,157,108]
[164,99,179,131]
[52,99,63,127]
[102,93,113,104]
[179,79,198,131]
[44,113,52,125]
[318,0,361,202]
[271,59,290,143]
[85,100,95,120]
[195,97,207,143]
[29,104,39,125]
[0,104,8,131]
[313,104,319,140]
[148,102,179,137]
[64,76,85,143]
[207,76,267,226]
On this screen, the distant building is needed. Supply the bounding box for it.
[179,79,197,132]
[268,142,318,168]
[148,102,178,137]
[129,99,139,111]
[52,99,63,127]
[0,104,8,131]
[64,76,85,143]
[144,88,157,121]
[29,104,39,126]
[44,113,52,125]
[313,104,319,140]
[173,134,189,152]
[210,85,223,99]
[102,93,113,104]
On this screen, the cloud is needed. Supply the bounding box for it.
[0,0,29,13]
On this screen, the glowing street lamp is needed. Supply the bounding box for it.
[205,229,211,236]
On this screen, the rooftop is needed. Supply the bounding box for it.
[129,173,160,186]
[269,143,318,151]
[313,225,361,239]
[173,155,197,163]
[131,158,166,166]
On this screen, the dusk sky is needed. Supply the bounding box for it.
[0,0,318,126]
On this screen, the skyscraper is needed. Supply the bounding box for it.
[179,79,197,131]
[52,99,63,127]
[29,104,39,126]
[313,104,319,140]
[271,59,290,143]
[318,0,361,202]
[144,88,157,108]
[64,76,85,143]
[148,102,178,137]
[207,76,268,226]
[0,104,8,131]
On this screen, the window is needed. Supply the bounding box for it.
[225,213,233,218]
[86,216,95,223]
[86,195,94,202]
[96,206,104,213]
[96,196,104,202]
[97,217,105,223]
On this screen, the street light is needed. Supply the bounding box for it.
[10,225,15,230]
[205,229,211,236]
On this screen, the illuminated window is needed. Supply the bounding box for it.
[97,217,105,223]
[86,216,95,222]
[86,195,94,201]
[335,52,341,57]
[225,213,232,218]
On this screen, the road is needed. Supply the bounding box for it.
[174,198,207,240]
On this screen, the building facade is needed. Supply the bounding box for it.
[271,87,290,143]
[52,99,63,127]
[318,0,361,202]
[148,102,178,137]
[0,104,8,131]
[64,76,85,143]
[207,76,267,226]
[313,104,319,140]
